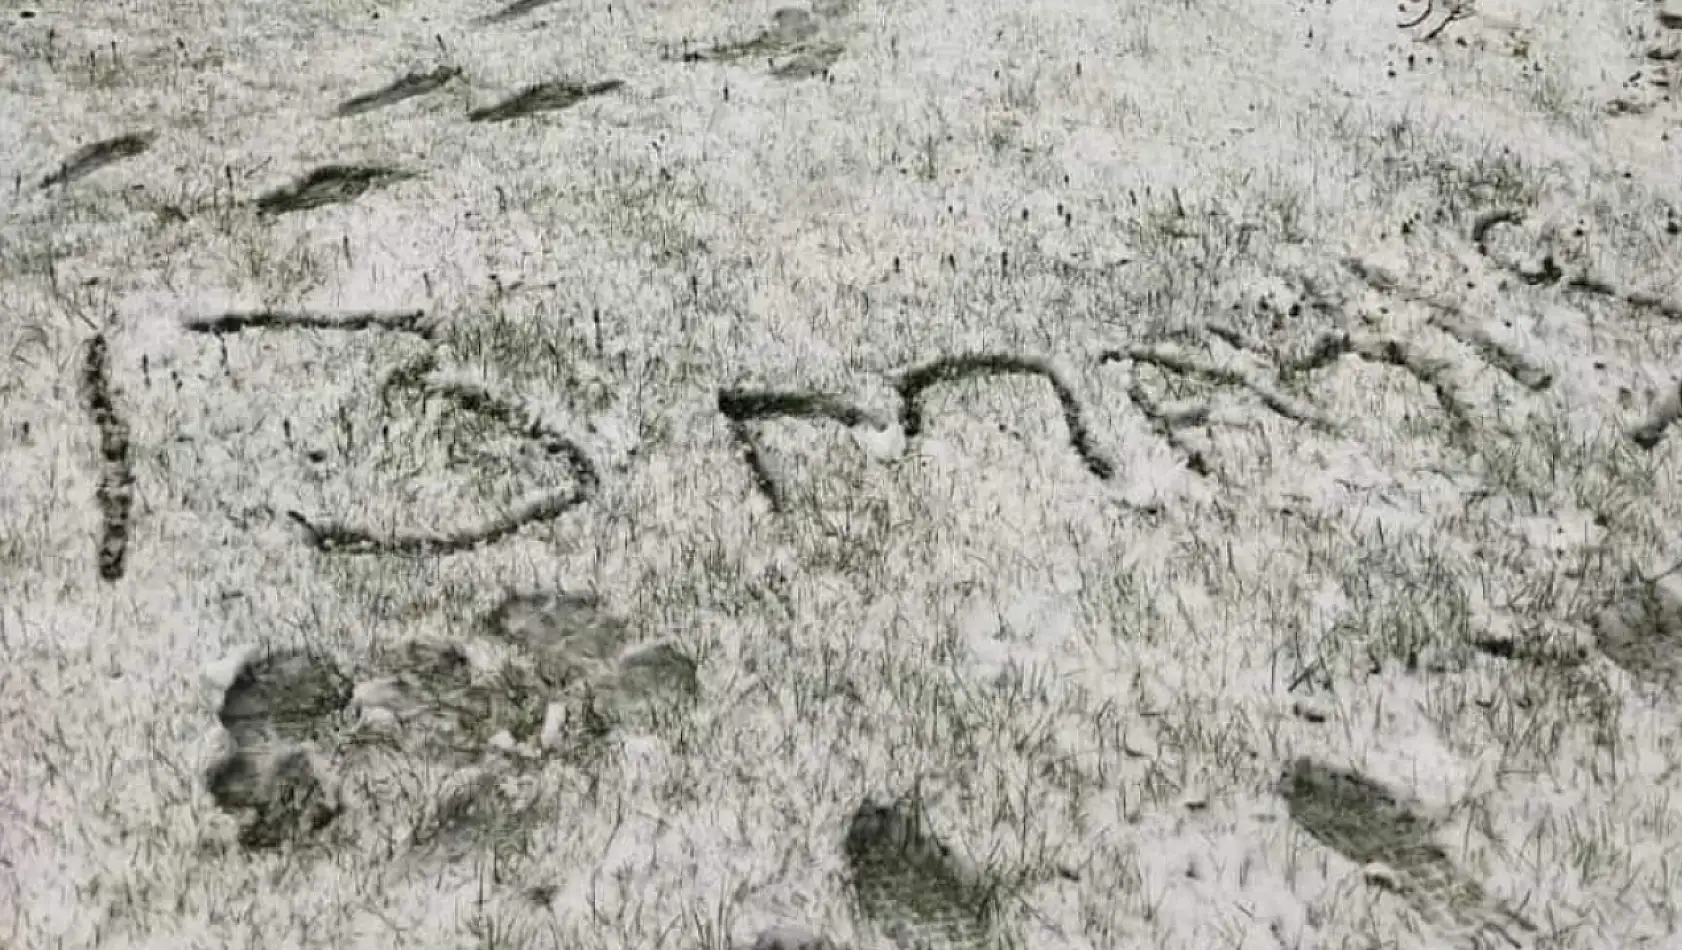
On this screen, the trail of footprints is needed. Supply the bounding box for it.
[666,5,847,78]
[34,1,850,205]
[205,601,1545,950]
[205,588,1011,948]
[204,591,697,852]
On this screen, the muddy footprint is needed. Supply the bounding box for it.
[1279,758,1534,948]
[217,648,355,748]
[41,132,154,189]
[467,80,623,122]
[254,165,416,215]
[843,794,1002,950]
[336,66,461,117]
[205,742,341,850]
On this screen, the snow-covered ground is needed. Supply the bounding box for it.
[3,0,1682,947]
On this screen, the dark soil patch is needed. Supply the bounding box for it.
[40,132,154,189]
[402,766,545,860]
[205,648,355,850]
[477,592,696,727]
[254,165,415,215]
[467,80,623,122]
[200,604,683,857]
[383,638,475,688]
[352,660,553,764]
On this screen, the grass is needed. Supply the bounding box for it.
[3,0,1682,948]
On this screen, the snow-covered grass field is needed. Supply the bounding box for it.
[4,0,1682,947]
